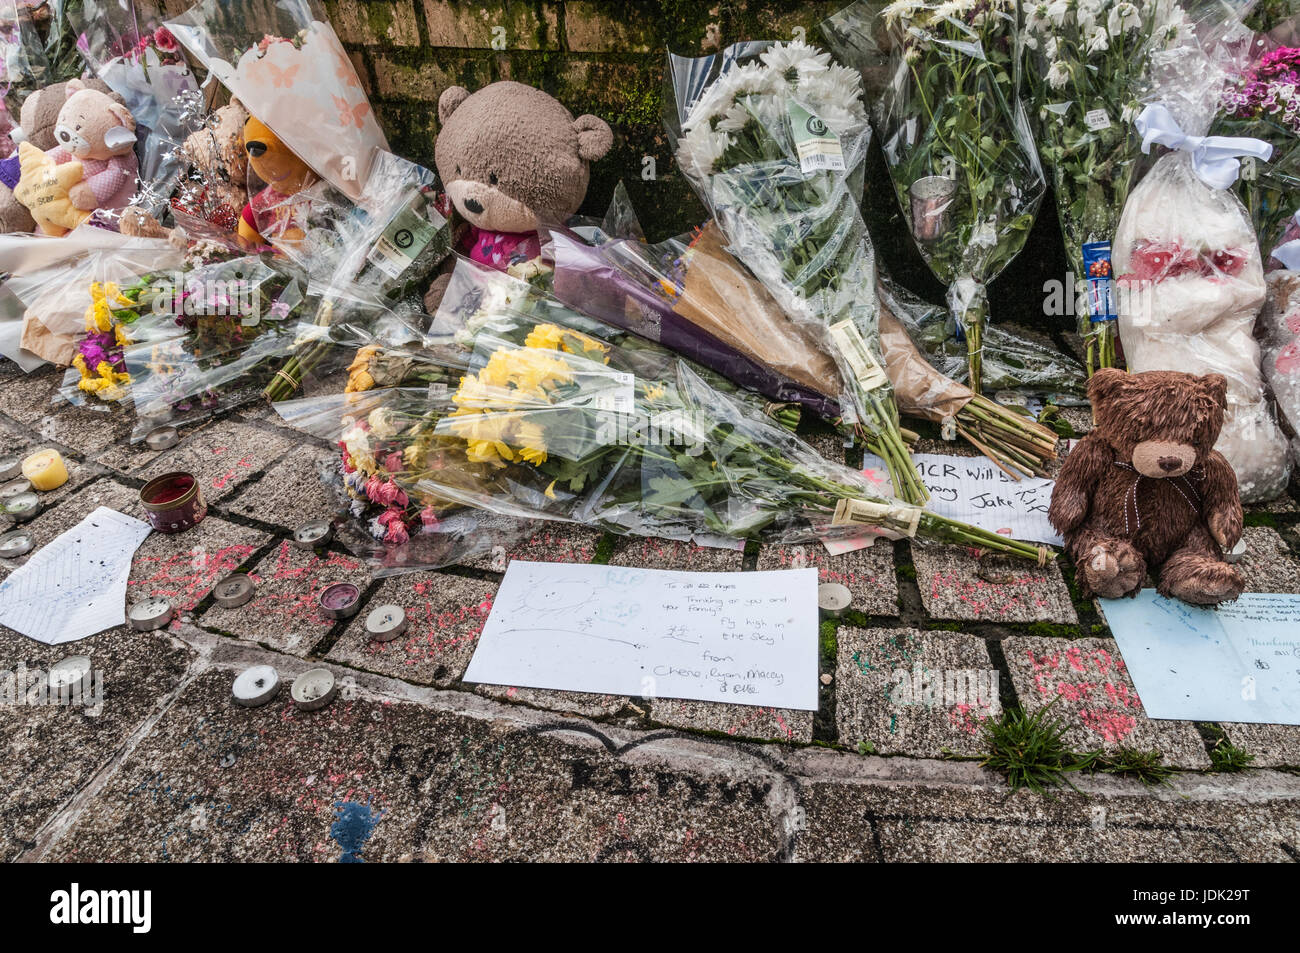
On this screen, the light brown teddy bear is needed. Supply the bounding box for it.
[424,81,613,310]
[120,101,252,246]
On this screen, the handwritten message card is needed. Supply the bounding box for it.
[862,452,1061,546]
[463,561,819,710]
[1102,590,1300,724]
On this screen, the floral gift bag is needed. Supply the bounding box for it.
[1113,28,1291,502]
[167,0,389,202]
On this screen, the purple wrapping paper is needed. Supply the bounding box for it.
[549,231,841,420]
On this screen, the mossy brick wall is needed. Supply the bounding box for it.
[141,0,1071,332]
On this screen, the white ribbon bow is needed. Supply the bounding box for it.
[1135,103,1273,190]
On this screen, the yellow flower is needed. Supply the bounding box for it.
[559,329,610,363]
[644,384,666,401]
[511,419,548,465]
[544,480,557,500]
[523,323,565,351]
[114,323,131,347]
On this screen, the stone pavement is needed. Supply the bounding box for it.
[2,361,1299,862]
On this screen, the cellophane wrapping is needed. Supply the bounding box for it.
[1259,270,1300,471]
[1114,31,1292,501]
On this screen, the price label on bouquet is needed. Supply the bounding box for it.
[789,101,845,174]
[1084,108,1111,132]
[831,498,922,537]
[367,205,442,280]
[579,370,635,414]
[827,320,889,392]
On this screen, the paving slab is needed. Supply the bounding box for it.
[0,625,195,861]
[139,418,298,503]
[30,404,131,456]
[835,627,998,756]
[607,535,745,572]
[795,771,1298,862]
[474,683,626,718]
[458,522,603,572]
[224,447,345,527]
[1235,525,1300,593]
[796,426,848,466]
[912,545,1077,624]
[756,540,898,616]
[1004,636,1211,769]
[197,540,369,654]
[94,417,215,475]
[0,369,64,424]
[127,516,270,615]
[1217,723,1300,768]
[647,698,813,743]
[43,669,787,862]
[325,572,496,686]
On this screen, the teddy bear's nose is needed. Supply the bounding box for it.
[463,197,484,214]
[245,141,267,157]
[1157,456,1183,472]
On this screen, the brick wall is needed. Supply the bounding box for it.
[140,0,1071,331]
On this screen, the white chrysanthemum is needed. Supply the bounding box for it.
[1022,33,1039,51]
[759,39,831,78]
[715,101,753,133]
[796,64,865,116]
[1024,1,1052,32]
[368,408,399,439]
[933,0,975,21]
[1044,34,1059,60]
[814,101,866,136]
[1086,25,1109,55]
[1047,59,1071,89]
[1107,2,1141,35]
[676,125,734,177]
[882,0,922,25]
[1046,0,1070,28]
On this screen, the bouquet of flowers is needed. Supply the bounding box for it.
[280,328,1052,575]
[1023,0,1196,373]
[63,274,161,405]
[167,0,388,203]
[666,37,928,505]
[1216,32,1300,257]
[1,0,50,136]
[824,0,1044,395]
[122,254,308,438]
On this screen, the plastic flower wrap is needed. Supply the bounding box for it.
[1215,25,1300,259]
[1114,32,1292,501]
[277,329,1053,576]
[824,0,1045,395]
[167,0,387,203]
[1023,0,1197,373]
[60,275,159,407]
[665,37,928,505]
[122,254,308,439]
[0,0,50,133]
[1259,270,1300,471]
[69,0,200,218]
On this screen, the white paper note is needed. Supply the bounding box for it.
[463,562,819,710]
[0,507,152,644]
[1102,590,1300,725]
[862,452,1062,546]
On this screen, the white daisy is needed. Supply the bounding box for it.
[1046,0,1071,28]
[1047,59,1071,89]
[759,39,831,78]
[1086,25,1110,55]
[1107,2,1141,36]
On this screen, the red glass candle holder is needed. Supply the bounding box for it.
[139,471,207,534]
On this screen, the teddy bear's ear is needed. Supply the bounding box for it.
[65,78,86,99]
[1198,372,1228,406]
[438,86,471,125]
[574,114,613,162]
[1086,367,1128,405]
[107,101,137,133]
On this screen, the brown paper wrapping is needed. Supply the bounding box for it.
[878,301,972,422]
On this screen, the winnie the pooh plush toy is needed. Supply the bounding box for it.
[1048,368,1245,606]
[120,101,252,244]
[237,114,318,248]
[425,81,613,310]
[14,79,138,236]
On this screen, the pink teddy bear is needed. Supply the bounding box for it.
[48,79,139,218]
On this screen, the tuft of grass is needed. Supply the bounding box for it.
[1203,725,1256,772]
[1076,747,1174,787]
[857,739,875,755]
[978,701,1084,796]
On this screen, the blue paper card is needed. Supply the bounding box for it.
[1101,590,1300,725]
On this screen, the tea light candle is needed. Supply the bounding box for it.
[128,597,175,631]
[232,665,281,708]
[291,667,338,711]
[818,582,852,618]
[0,456,21,481]
[292,519,334,550]
[0,530,34,558]
[365,604,408,642]
[318,582,361,620]
[145,425,179,451]
[139,472,207,534]
[0,478,32,499]
[22,448,69,491]
[48,655,92,692]
[3,491,40,523]
[213,573,255,609]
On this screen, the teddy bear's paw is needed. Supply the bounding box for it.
[1082,542,1144,599]
[1159,560,1245,606]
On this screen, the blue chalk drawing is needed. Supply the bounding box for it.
[330,799,384,863]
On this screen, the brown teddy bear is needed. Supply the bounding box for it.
[0,79,117,234]
[120,102,252,245]
[424,81,613,310]
[1049,368,1245,606]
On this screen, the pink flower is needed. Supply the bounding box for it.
[384,452,403,473]
[385,521,409,546]
[420,507,440,529]
[1276,339,1300,375]
[153,27,178,52]
[364,475,385,503]
[377,507,405,528]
